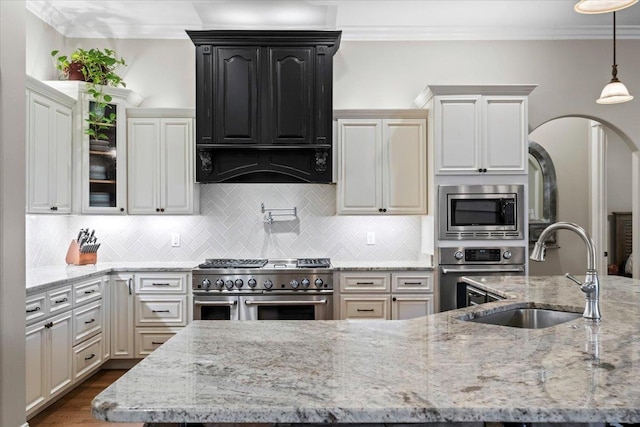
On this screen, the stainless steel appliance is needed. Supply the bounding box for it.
[439,184,525,240]
[438,247,526,312]
[192,258,333,321]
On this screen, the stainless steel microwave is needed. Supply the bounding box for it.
[438,184,525,240]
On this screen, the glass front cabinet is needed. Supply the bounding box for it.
[45,81,142,214]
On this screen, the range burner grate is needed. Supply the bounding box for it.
[198,259,268,269]
[297,258,331,268]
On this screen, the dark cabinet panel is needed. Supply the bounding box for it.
[188,30,341,183]
[266,47,313,145]
[215,47,260,144]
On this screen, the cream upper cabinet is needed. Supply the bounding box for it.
[127,110,197,215]
[336,111,427,215]
[417,85,535,176]
[26,77,75,214]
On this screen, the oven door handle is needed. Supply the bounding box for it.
[244,299,328,306]
[441,267,525,274]
[194,301,238,306]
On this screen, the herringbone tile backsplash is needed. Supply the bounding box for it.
[27,184,426,267]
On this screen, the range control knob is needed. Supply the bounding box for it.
[235,279,244,288]
[247,278,257,288]
[224,280,234,289]
[301,278,310,288]
[290,279,300,289]
[454,251,464,260]
[503,250,512,260]
[314,278,324,288]
[214,279,224,289]
[264,279,274,290]
[201,278,211,289]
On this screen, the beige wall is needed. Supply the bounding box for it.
[528,118,591,276]
[1,2,27,426]
[606,129,633,214]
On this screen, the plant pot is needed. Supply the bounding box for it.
[67,62,87,81]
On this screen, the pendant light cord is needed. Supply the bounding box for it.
[612,11,619,81]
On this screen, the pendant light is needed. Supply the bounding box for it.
[574,0,638,14]
[597,11,634,104]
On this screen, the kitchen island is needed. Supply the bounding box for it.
[92,275,640,425]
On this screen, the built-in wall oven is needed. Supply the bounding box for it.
[439,184,525,240]
[438,247,526,312]
[192,258,333,321]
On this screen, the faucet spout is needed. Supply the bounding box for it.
[530,222,601,321]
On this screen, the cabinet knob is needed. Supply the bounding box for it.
[478,168,482,173]
[378,208,383,213]
[160,208,165,212]
[382,208,387,213]
[392,297,397,302]
[483,168,487,173]
[156,208,160,212]
[120,207,125,212]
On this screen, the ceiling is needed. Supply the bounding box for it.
[26,0,640,41]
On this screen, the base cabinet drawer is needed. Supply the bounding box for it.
[73,335,103,381]
[135,327,181,358]
[339,273,390,292]
[26,294,47,325]
[73,277,103,306]
[73,300,102,345]
[135,273,188,293]
[391,273,433,292]
[135,295,187,326]
[340,296,390,320]
[48,286,73,315]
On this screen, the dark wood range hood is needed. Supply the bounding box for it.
[187,30,342,183]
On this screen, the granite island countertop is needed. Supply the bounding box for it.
[93,274,640,424]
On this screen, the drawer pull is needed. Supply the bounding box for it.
[84,354,95,361]
[356,308,375,312]
[84,318,96,324]
[152,309,171,313]
[152,283,171,286]
[84,289,96,294]
[54,297,69,304]
[151,341,164,345]
[403,282,423,285]
[44,321,53,328]
[26,306,41,313]
[356,282,374,285]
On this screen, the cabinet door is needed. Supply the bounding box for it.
[25,322,47,415]
[83,97,127,214]
[110,275,134,358]
[160,119,194,214]
[266,47,314,145]
[48,311,73,399]
[391,294,434,320]
[482,96,527,173]
[127,118,160,214]
[27,91,55,213]
[336,119,382,214]
[214,47,260,144]
[382,119,427,214]
[52,103,73,213]
[434,96,481,174]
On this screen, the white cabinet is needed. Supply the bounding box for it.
[419,85,535,175]
[44,80,143,214]
[127,112,197,215]
[336,111,427,215]
[110,274,135,359]
[133,272,190,358]
[338,270,435,320]
[25,76,75,213]
[25,310,73,417]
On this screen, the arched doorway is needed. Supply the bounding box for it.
[528,116,637,279]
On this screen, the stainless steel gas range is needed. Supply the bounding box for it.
[191,258,333,321]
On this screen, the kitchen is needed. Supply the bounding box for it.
[2,1,640,426]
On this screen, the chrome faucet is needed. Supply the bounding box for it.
[530,221,601,321]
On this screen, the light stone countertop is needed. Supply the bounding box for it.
[26,260,433,295]
[92,274,640,425]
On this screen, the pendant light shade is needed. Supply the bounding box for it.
[574,0,638,13]
[597,12,634,104]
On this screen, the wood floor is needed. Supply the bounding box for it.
[28,369,143,427]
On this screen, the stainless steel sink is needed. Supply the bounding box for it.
[465,307,582,329]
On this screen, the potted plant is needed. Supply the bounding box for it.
[51,48,126,139]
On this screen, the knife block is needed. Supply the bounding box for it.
[65,240,97,265]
